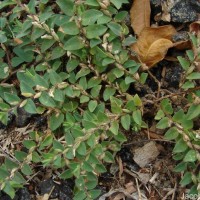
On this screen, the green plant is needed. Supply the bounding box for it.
[155,33,200,195]
[1,0,200,199]
[0,0,147,199]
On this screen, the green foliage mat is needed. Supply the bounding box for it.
[0,0,200,199]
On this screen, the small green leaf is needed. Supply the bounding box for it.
[110,0,129,9]
[88,189,101,199]
[85,0,99,6]
[64,36,84,51]
[103,87,116,101]
[51,46,65,60]
[23,140,36,149]
[74,190,87,200]
[187,72,200,80]
[140,72,148,84]
[186,50,194,62]
[115,11,128,21]
[82,161,93,172]
[177,56,190,70]
[49,69,62,85]
[21,164,33,176]
[61,21,79,35]
[133,94,142,106]
[20,81,35,97]
[57,0,74,16]
[182,81,195,89]
[155,109,165,120]
[110,96,122,114]
[80,95,90,103]
[85,24,107,39]
[107,22,122,36]
[88,100,98,112]
[121,114,131,130]
[50,112,64,131]
[0,31,7,43]
[77,142,87,156]
[60,169,74,179]
[0,112,8,125]
[39,92,56,107]
[0,102,10,112]
[4,93,21,106]
[103,151,114,163]
[66,59,79,72]
[180,172,192,186]
[184,150,197,162]
[173,138,188,153]
[5,158,18,170]
[0,63,9,79]
[161,99,173,115]
[97,15,112,25]
[156,117,169,129]
[110,121,119,135]
[15,151,27,161]
[2,182,15,199]
[125,76,135,84]
[23,99,37,114]
[32,152,41,163]
[81,9,103,26]
[53,140,64,151]
[102,57,115,66]
[164,127,179,140]
[132,109,142,126]
[186,104,200,120]
[174,162,187,172]
[114,132,127,142]
[122,36,136,46]
[39,134,53,150]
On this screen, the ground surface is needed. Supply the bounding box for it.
[0,0,200,199]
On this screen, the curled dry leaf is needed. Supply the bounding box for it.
[173,40,191,50]
[131,25,176,68]
[190,21,200,36]
[130,0,151,35]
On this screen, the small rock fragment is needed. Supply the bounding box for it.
[133,141,160,168]
[16,188,31,200]
[170,0,199,23]
[16,107,32,127]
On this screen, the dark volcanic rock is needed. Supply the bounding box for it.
[39,179,59,198]
[170,0,199,23]
[0,188,30,200]
[151,0,199,23]
[172,31,189,42]
[16,188,31,200]
[39,179,74,199]
[117,147,140,171]
[16,107,32,127]
[59,180,74,200]
[164,64,182,88]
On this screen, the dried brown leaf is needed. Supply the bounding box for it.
[13,38,23,44]
[131,26,176,68]
[125,182,136,194]
[190,21,200,36]
[173,40,191,50]
[130,0,151,35]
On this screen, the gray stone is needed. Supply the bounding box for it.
[170,0,199,23]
